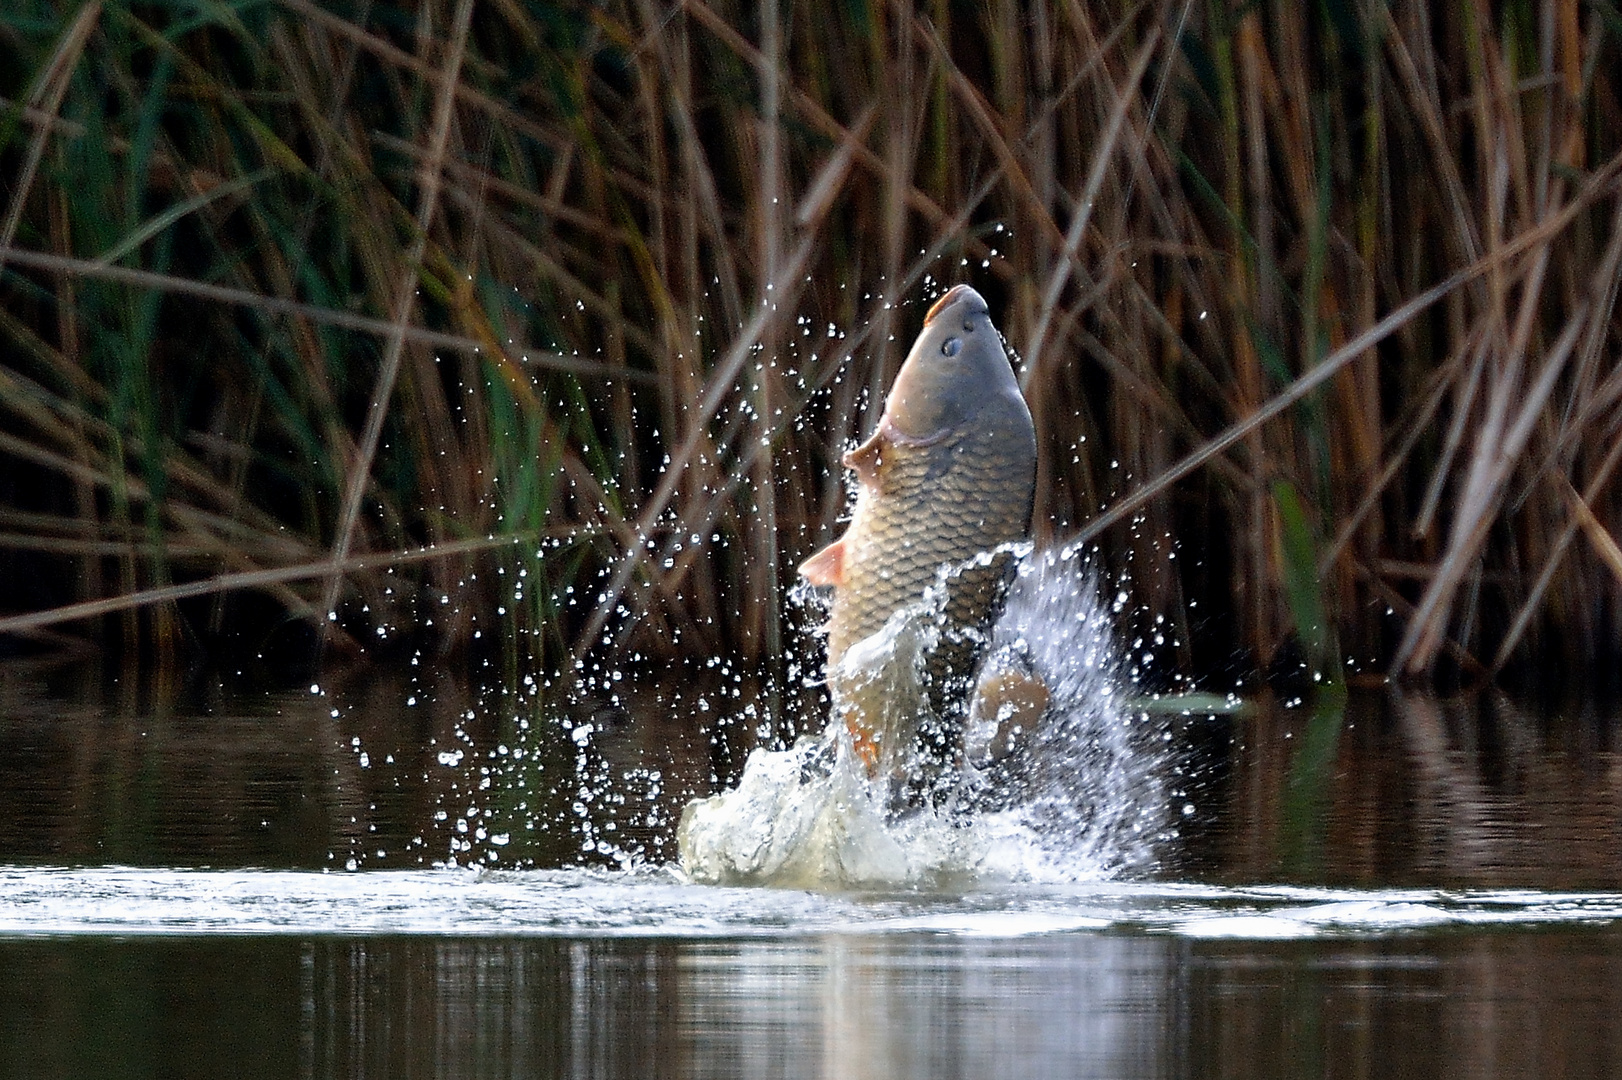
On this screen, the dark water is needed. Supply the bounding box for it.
[4,929,1619,1079]
[1,659,1621,1079]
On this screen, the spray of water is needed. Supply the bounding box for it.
[677,546,1176,888]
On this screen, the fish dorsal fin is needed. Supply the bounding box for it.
[798,537,846,586]
[842,428,885,485]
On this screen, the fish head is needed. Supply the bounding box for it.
[881,284,1021,441]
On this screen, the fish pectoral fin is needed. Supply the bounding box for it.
[841,429,885,485]
[843,418,952,486]
[798,537,847,586]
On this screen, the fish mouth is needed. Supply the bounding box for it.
[923,283,986,326]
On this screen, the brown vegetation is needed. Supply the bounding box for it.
[1,1,1621,689]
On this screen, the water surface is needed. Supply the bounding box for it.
[2,661,1620,1078]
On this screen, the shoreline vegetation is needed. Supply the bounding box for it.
[1,0,1620,692]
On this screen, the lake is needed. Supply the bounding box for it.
[0,659,1619,1078]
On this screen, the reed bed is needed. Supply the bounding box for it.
[1,0,1620,689]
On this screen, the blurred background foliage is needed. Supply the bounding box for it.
[1,0,1621,691]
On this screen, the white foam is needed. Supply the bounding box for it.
[1,867,1618,940]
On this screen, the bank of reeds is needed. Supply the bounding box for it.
[2,0,1621,689]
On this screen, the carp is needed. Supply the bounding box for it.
[799,284,1038,784]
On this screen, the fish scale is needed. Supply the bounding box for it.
[827,423,1033,671]
[801,285,1037,782]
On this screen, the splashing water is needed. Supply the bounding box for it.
[677,547,1175,889]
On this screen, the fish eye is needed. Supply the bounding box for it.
[941,336,963,357]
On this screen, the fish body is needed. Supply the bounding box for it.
[800,285,1036,779]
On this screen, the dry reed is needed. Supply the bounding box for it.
[2,0,1621,690]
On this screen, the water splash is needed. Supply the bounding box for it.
[965,545,1173,877]
[677,547,1176,888]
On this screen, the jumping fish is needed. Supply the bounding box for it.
[799,285,1037,782]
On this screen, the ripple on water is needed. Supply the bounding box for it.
[0,867,1618,940]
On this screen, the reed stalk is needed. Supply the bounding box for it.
[0,0,1619,691]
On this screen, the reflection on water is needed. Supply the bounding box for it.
[1199,689,1622,888]
[3,660,1619,888]
[0,661,738,871]
[677,934,1176,1080]
[3,929,1620,1079]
